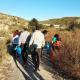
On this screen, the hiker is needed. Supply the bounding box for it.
[29,28,48,71]
[18,27,30,65]
[12,30,20,57]
[50,34,62,65]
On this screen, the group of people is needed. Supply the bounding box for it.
[43,33,63,66]
[11,27,63,72]
[11,27,48,72]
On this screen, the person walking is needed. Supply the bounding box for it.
[19,27,30,65]
[29,28,48,71]
[50,34,62,66]
[12,30,20,57]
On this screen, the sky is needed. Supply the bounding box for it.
[0,0,80,21]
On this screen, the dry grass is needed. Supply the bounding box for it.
[46,28,80,78]
[0,28,80,78]
[0,30,11,63]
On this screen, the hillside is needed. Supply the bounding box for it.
[0,13,80,79]
[40,17,80,26]
[0,13,29,31]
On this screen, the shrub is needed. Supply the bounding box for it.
[46,28,80,78]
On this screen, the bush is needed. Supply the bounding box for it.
[46,28,80,78]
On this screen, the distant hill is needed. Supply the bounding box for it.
[40,17,80,26]
[0,13,29,31]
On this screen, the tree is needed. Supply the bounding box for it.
[29,18,39,29]
[68,21,75,31]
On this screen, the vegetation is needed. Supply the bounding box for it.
[40,17,80,29]
[29,18,45,30]
[0,13,80,78]
[46,28,80,78]
[0,13,29,32]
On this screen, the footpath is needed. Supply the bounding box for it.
[0,50,68,80]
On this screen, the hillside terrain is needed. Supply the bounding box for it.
[40,17,80,28]
[41,17,80,24]
[0,13,28,32]
[0,13,80,79]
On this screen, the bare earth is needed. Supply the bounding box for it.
[0,52,66,80]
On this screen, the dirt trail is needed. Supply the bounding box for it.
[0,52,67,80]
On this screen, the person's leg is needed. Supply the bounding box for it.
[24,52,28,64]
[25,48,30,63]
[36,48,41,70]
[21,44,26,65]
[22,49,24,63]
[31,51,35,64]
[19,52,23,64]
[41,47,43,58]
[31,50,38,71]
[22,50,28,65]
[22,44,29,65]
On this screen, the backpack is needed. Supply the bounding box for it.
[15,46,22,55]
[54,41,62,47]
[52,37,57,43]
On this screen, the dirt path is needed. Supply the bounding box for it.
[0,43,67,80]
[0,52,67,80]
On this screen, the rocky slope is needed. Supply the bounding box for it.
[0,13,28,31]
